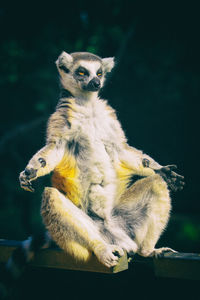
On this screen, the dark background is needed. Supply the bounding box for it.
[0,0,199,255]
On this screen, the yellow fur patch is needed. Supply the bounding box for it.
[51,153,81,207]
[66,241,92,261]
[116,161,134,198]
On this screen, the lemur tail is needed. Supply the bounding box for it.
[0,231,51,299]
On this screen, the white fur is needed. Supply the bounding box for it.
[27,143,65,177]
[102,57,115,73]
[20,53,173,266]
[55,51,73,68]
[65,97,121,213]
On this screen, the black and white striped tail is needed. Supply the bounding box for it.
[0,232,51,299]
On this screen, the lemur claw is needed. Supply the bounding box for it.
[19,157,46,192]
[155,165,185,192]
[19,178,35,192]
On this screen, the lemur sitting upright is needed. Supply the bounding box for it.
[19,51,184,268]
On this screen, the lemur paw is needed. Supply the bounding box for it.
[155,165,185,192]
[19,158,46,192]
[19,169,36,192]
[19,167,39,192]
[94,244,124,268]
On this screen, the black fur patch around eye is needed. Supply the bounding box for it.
[75,67,89,76]
[96,68,103,76]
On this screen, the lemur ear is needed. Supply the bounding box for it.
[56,51,73,70]
[102,57,115,73]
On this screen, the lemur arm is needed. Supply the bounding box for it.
[120,144,184,191]
[120,145,160,176]
[19,141,65,192]
[19,109,69,192]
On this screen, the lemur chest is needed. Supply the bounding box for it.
[69,103,118,153]
[52,101,122,207]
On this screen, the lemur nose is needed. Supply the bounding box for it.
[91,78,100,88]
[87,77,101,91]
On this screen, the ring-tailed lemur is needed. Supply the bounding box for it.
[19,51,184,268]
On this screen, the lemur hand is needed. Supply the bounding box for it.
[155,165,185,192]
[19,158,46,192]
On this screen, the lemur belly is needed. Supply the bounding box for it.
[51,99,133,209]
[51,149,133,210]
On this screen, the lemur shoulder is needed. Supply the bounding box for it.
[19,51,184,268]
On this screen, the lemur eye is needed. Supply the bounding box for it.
[76,67,89,77]
[97,69,102,77]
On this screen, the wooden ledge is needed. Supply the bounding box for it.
[133,252,200,280]
[0,240,200,279]
[0,240,128,274]
[152,252,200,280]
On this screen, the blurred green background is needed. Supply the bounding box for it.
[0,0,199,253]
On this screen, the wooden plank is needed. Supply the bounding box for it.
[133,252,200,280]
[153,252,200,280]
[0,240,128,274]
[0,240,21,262]
[32,248,128,273]
[1,240,200,279]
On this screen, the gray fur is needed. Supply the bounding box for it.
[113,202,148,241]
[19,51,182,267]
[71,52,102,62]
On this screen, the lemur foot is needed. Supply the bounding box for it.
[155,165,185,192]
[139,247,177,258]
[151,247,177,258]
[117,239,138,254]
[94,244,124,268]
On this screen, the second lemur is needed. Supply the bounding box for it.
[19,51,184,268]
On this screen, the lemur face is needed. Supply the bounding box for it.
[56,51,114,98]
[73,60,102,92]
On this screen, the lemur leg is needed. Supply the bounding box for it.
[41,187,124,268]
[116,174,174,257]
[88,183,138,254]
